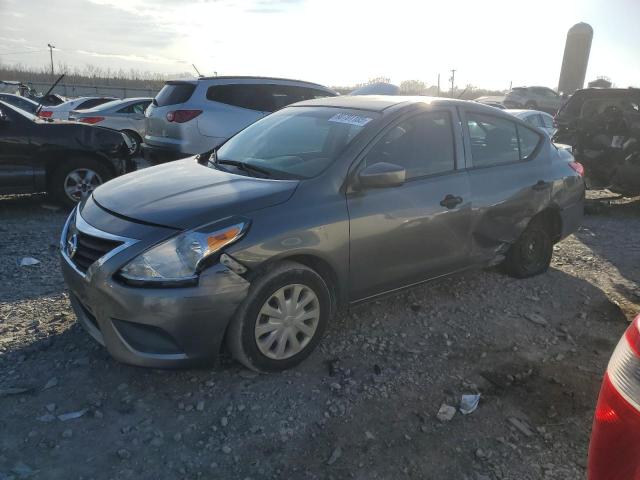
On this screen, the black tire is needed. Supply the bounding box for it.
[49,157,112,208]
[226,261,332,372]
[502,217,553,278]
[122,130,142,157]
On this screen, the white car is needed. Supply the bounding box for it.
[506,109,556,138]
[37,96,116,120]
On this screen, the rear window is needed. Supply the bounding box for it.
[154,83,196,107]
[77,98,114,110]
[206,84,335,113]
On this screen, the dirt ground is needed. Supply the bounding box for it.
[1,191,639,480]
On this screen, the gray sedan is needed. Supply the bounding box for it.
[60,96,585,372]
[69,98,152,154]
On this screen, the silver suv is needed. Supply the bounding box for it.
[503,86,565,114]
[142,76,337,163]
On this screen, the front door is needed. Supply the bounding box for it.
[347,109,472,301]
[0,105,34,192]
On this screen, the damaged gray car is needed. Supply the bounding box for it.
[60,96,585,372]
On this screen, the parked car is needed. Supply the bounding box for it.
[553,88,640,194]
[61,95,584,372]
[69,97,152,155]
[142,76,337,164]
[0,93,39,115]
[0,101,135,207]
[37,96,117,120]
[504,86,565,114]
[474,96,506,109]
[507,109,556,137]
[588,314,640,479]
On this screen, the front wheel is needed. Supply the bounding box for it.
[50,158,112,208]
[502,217,553,278]
[122,130,142,157]
[225,261,332,372]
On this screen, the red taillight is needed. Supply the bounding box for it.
[569,161,584,177]
[166,110,202,123]
[588,315,640,480]
[38,110,53,118]
[78,116,105,124]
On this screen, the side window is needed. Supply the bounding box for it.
[524,114,542,127]
[119,102,149,114]
[466,113,519,166]
[466,113,541,166]
[541,114,554,129]
[517,125,542,159]
[207,85,273,112]
[363,111,455,180]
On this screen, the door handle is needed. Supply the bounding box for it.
[532,180,550,191]
[440,194,463,209]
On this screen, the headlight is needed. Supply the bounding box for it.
[118,220,248,286]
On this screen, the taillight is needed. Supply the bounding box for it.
[569,161,584,177]
[38,110,53,118]
[588,315,640,479]
[78,116,105,124]
[166,110,202,123]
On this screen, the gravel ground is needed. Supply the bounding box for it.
[1,192,638,480]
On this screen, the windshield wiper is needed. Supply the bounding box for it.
[216,159,272,178]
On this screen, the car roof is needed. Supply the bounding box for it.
[0,93,37,103]
[573,87,640,97]
[292,95,508,115]
[506,109,552,117]
[166,76,334,91]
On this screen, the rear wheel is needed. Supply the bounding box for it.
[226,261,331,372]
[503,217,553,278]
[50,158,112,208]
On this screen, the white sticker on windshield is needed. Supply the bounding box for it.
[328,113,372,127]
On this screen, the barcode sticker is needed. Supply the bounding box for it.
[328,113,372,127]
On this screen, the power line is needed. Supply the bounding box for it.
[0,50,48,56]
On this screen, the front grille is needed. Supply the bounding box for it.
[71,231,122,273]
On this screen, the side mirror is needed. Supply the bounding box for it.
[357,162,406,189]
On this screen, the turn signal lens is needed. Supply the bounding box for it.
[206,225,242,255]
[38,110,53,118]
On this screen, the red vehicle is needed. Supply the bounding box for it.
[588,314,640,479]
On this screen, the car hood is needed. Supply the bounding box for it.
[92,157,299,230]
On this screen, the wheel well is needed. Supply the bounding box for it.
[277,254,343,310]
[533,208,562,243]
[122,129,142,142]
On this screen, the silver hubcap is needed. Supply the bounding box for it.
[254,284,320,360]
[63,168,102,202]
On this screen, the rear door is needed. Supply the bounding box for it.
[460,109,551,262]
[347,108,472,300]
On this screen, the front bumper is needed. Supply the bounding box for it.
[60,205,250,368]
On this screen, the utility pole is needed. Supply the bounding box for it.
[449,69,456,96]
[47,43,55,79]
[437,73,440,97]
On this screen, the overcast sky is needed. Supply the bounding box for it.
[1,0,638,90]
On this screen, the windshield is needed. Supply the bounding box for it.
[215,107,378,179]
